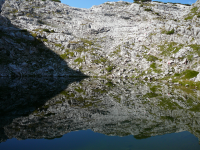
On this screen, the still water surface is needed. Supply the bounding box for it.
[1,77,200,150]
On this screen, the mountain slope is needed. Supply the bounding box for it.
[0,0,200,79]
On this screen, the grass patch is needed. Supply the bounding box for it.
[110,45,121,56]
[55,43,62,47]
[144,8,152,11]
[150,62,162,73]
[166,29,174,35]
[31,32,37,38]
[60,54,68,60]
[172,70,198,80]
[189,44,200,56]
[43,29,50,32]
[43,39,48,42]
[150,62,156,69]
[81,38,94,46]
[161,28,175,35]
[106,65,114,72]
[145,55,158,62]
[158,42,184,56]
[74,57,84,64]
[185,7,200,20]
[65,49,74,57]
[183,70,199,79]
[92,57,107,64]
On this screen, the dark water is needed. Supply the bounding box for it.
[1,77,200,150]
[0,130,200,150]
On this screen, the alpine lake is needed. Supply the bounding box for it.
[1,77,200,150]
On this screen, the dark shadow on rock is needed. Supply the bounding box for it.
[0,1,88,142]
[0,12,86,77]
[0,76,87,143]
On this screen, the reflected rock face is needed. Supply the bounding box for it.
[1,78,200,142]
[0,77,86,142]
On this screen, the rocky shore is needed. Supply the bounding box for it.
[0,0,200,80]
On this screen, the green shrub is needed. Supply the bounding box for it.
[158,42,183,56]
[189,44,200,56]
[183,4,191,6]
[55,43,62,47]
[185,15,194,20]
[31,33,37,38]
[52,0,61,3]
[60,54,67,60]
[43,29,50,32]
[74,58,84,64]
[43,39,48,42]
[153,1,162,3]
[106,65,114,72]
[187,55,193,61]
[150,62,156,69]
[144,8,152,11]
[185,7,199,20]
[92,57,107,64]
[191,7,198,13]
[166,29,174,35]
[81,38,94,46]
[146,55,158,62]
[183,70,199,79]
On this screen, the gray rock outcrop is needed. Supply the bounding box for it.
[0,0,200,79]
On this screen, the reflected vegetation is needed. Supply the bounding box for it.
[1,77,200,143]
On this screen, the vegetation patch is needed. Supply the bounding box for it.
[106,65,115,72]
[189,44,200,56]
[81,38,94,46]
[145,55,158,62]
[55,43,62,47]
[182,70,199,79]
[74,57,84,64]
[150,63,162,73]
[166,29,174,35]
[43,29,50,32]
[110,45,121,56]
[31,32,37,38]
[65,49,74,57]
[144,8,152,12]
[43,38,48,42]
[92,57,107,64]
[185,7,200,20]
[52,0,61,2]
[161,28,175,35]
[158,42,184,56]
[171,70,199,87]
[60,54,68,60]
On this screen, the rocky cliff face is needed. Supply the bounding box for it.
[1,78,200,142]
[0,0,200,79]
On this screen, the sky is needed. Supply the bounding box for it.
[61,0,197,9]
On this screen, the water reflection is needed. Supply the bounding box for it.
[0,77,86,142]
[1,77,200,144]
